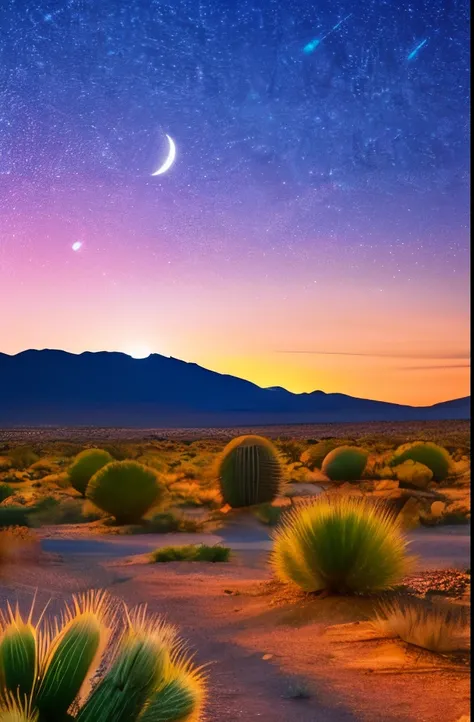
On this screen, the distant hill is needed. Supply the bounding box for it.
[0,349,470,427]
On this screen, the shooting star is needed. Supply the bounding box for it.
[407,39,428,61]
[303,14,352,55]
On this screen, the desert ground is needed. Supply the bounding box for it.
[0,420,470,721]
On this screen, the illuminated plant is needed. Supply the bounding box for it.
[300,441,338,470]
[0,591,206,722]
[69,449,113,497]
[394,460,433,488]
[86,461,163,524]
[271,495,414,594]
[390,442,452,482]
[321,446,368,482]
[217,435,284,508]
[372,595,470,652]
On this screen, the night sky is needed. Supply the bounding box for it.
[0,0,470,405]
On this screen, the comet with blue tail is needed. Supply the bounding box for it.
[303,14,352,54]
[407,39,428,61]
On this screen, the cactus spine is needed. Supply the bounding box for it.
[0,591,206,722]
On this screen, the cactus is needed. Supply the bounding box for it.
[321,446,368,482]
[0,591,206,722]
[69,449,113,497]
[86,461,164,524]
[390,442,452,482]
[217,435,284,508]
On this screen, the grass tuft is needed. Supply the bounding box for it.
[271,494,414,594]
[372,595,470,652]
[150,544,230,563]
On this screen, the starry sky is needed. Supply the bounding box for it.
[0,0,470,406]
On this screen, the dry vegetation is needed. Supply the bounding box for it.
[0,421,470,721]
[0,421,470,534]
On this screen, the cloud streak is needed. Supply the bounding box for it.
[277,350,470,360]
[399,363,471,371]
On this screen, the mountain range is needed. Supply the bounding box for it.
[0,349,470,427]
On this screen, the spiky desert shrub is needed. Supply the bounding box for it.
[0,590,206,722]
[321,446,368,482]
[7,447,39,471]
[390,442,452,482]
[86,461,163,524]
[300,441,338,470]
[217,435,284,508]
[271,495,414,594]
[395,460,433,488]
[277,440,305,464]
[69,449,113,497]
[372,596,470,652]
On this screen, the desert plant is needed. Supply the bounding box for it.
[151,544,230,563]
[321,446,368,482]
[0,590,206,721]
[271,495,414,594]
[7,447,39,471]
[0,507,31,529]
[86,461,163,524]
[69,449,113,497]
[395,460,433,488]
[372,595,470,652]
[300,440,338,470]
[217,435,284,508]
[29,499,105,527]
[277,440,305,464]
[390,442,452,482]
[0,486,14,504]
[252,503,284,527]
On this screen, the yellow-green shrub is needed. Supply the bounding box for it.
[86,461,163,524]
[272,495,414,594]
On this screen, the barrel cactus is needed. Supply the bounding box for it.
[69,449,113,497]
[0,590,206,722]
[390,442,452,482]
[86,461,163,524]
[217,435,284,508]
[321,446,368,482]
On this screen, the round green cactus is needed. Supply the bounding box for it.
[69,449,113,497]
[0,591,206,722]
[390,442,452,482]
[86,461,163,524]
[217,435,284,508]
[321,446,368,481]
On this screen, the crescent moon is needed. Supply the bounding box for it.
[151,134,176,176]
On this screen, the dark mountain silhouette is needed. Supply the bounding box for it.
[0,349,470,427]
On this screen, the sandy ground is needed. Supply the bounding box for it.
[0,419,468,442]
[0,521,470,722]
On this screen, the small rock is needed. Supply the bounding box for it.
[430,501,446,517]
[374,479,399,491]
[262,654,273,660]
